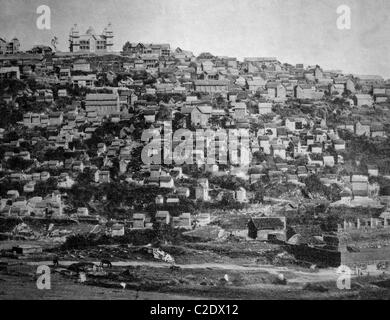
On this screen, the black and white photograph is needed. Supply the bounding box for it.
[1,0,390,305]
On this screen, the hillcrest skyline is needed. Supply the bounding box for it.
[1,0,390,78]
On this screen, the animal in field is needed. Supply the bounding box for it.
[52,256,59,267]
[100,259,112,268]
[170,265,181,272]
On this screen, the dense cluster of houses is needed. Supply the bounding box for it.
[1,33,390,241]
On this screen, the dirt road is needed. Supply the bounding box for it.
[26,260,344,283]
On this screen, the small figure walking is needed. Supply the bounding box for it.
[53,256,59,267]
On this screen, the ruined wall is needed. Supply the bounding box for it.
[286,244,341,267]
[338,227,390,267]
[340,247,390,267]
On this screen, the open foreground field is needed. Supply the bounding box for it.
[1,240,390,300]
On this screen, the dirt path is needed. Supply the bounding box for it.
[2,259,385,299]
[27,260,271,270]
[26,260,344,283]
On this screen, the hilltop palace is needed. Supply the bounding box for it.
[69,23,114,53]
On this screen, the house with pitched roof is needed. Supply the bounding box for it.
[247,76,266,92]
[194,79,229,93]
[295,84,315,99]
[191,105,212,127]
[353,94,373,107]
[258,102,273,114]
[85,93,120,116]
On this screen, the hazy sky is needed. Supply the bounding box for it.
[1,0,390,77]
